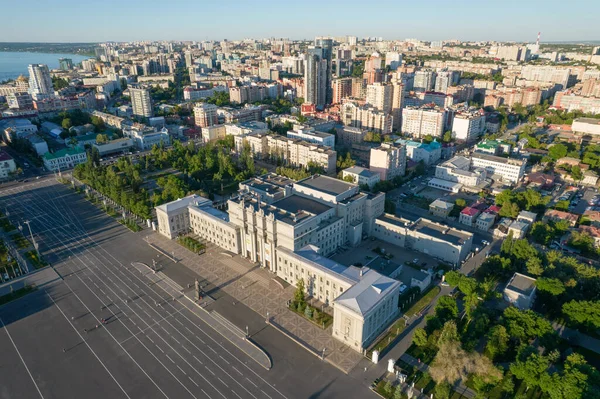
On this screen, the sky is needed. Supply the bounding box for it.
[0,0,598,43]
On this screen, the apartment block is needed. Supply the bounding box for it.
[401,105,446,139]
[266,135,337,174]
[341,102,393,134]
[342,166,381,189]
[194,103,219,127]
[369,142,407,181]
[452,111,486,141]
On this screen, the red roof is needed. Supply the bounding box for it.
[461,207,480,216]
[486,205,501,214]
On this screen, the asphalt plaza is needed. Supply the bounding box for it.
[0,179,374,399]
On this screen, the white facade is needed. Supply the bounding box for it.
[366,83,393,113]
[42,149,88,172]
[28,64,54,100]
[401,106,446,139]
[189,205,241,254]
[342,167,381,189]
[470,153,526,184]
[194,103,219,128]
[452,113,486,141]
[0,152,16,179]
[435,156,487,187]
[287,126,335,147]
[156,195,212,239]
[130,87,153,118]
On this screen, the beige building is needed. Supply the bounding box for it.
[470,153,526,184]
[401,106,446,139]
[130,87,153,118]
[429,199,454,218]
[332,78,353,104]
[342,166,381,189]
[194,103,219,128]
[369,142,407,181]
[340,102,393,134]
[366,83,393,113]
[503,273,537,310]
[156,194,212,239]
[201,124,226,142]
[266,135,337,174]
[189,205,241,254]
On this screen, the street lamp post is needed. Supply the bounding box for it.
[23,220,39,257]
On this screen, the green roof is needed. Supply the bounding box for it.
[43,148,86,160]
[477,140,500,150]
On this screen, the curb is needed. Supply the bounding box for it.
[183,294,272,370]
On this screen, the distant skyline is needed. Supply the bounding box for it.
[1,0,598,43]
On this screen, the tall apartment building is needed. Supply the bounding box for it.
[495,45,522,61]
[28,64,54,100]
[369,142,406,181]
[229,83,281,104]
[59,58,73,71]
[129,87,153,118]
[305,47,328,109]
[314,37,333,104]
[553,92,600,114]
[332,78,353,104]
[391,80,404,131]
[520,65,574,88]
[194,103,219,128]
[434,71,460,93]
[351,77,366,99]
[401,105,446,138]
[452,111,486,141]
[341,102,393,134]
[385,52,402,70]
[366,83,393,113]
[413,70,436,92]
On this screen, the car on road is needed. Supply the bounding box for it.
[412,258,419,264]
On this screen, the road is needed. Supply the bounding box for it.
[0,179,374,399]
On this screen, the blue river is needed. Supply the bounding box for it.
[0,51,90,81]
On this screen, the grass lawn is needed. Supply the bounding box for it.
[119,218,142,232]
[404,286,441,317]
[24,250,47,269]
[177,236,206,254]
[0,285,36,306]
[0,218,17,232]
[402,195,431,210]
[289,300,333,329]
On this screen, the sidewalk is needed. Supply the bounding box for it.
[143,236,364,373]
[0,266,61,298]
[129,261,272,370]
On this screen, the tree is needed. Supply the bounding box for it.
[526,257,544,276]
[485,325,509,360]
[495,189,514,206]
[569,231,595,254]
[96,134,109,144]
[383,381,393,396]
[422,134,434,144]
[438,321,459,345]
[510,349,549,390]
[563,300,600,330]
[455,198,467,208]
[429,341,501,385]
[393,386,403,399]
[499,200,520,218]
[554,200,570,212]
[572,165,584,181]
[549,143,568,161]
[536,278,565,296]
[442,131,453,143]
[294,279,306,305]
[444,270,461,287]
[502,307,553,343]
[412,328,428,347]
[435,296,458,323]
[433,382,451,399]
[91,115,106,132]
[61,118,72,130]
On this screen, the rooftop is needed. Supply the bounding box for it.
[274,194,332,215]
[43,147,86,160]
[410,218,472,246]
[295,175,356,197]
[343,166,379,178]
[0,151,14,162]
[156,194,211,214]
[334,268,401,317]
[471,152,525,166]
[279,246,357,286]
[461,207,480,217]
[505,272,537,297]
[430,199,454,211]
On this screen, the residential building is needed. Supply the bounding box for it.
[503,273,537,310]
[267,135,337,174]
[476,211,497,231]
[305,46,328,109]
[194,103,219,128]
[459,207,481,227]
[0,151,17,179]
[332,78,353,104]
[340,102,393,134]
[201,124,226,142]
[156,194,213,239]
[287,126,335,147]
[517,210,537,225]
[229,83,282,104]
[572,118,600,136]
[369,142,407,181]
[553,93,600,114]
[413,70,436,92]
[336,127,367,145]
[342,166,381,189]
[28,64,54,100]
[366,83,393,113]
[7,92,33,110]
[470,153,526,184]
[429,199,454,218]
[401,106,446,139]
[124,124,171,150]
[91,111,126,129]
[452,112,486,141]
[130,87,153,118]
[42,148,87,172]
[543,209,578,227]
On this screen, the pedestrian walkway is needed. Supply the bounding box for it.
[130,261,272,370]
[0,266,60,298]
[146,234,364,373]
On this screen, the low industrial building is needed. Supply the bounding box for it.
[470,153,526,184]
[429,199,454,218]
[342,166,381,189]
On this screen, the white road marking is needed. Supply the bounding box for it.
[166,354,175,363]
[246,378,258,388]
[0,317,46,399]
[188,377,199,387]
[217,378,229,388]
[193,355,203,365]
[205,367,215,376]
[219,356,230,365]
[177,365,187,375]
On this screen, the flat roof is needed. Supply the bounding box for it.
[471,152,525,166]
[295,175,356,197]
[505,272,536,297]
[411,218,472,246]
[274,194,331,215]
[278,246,357,286]
[344,166,379,178]
[156,194,211,213]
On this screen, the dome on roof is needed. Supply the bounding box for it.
[16,75,28,82]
